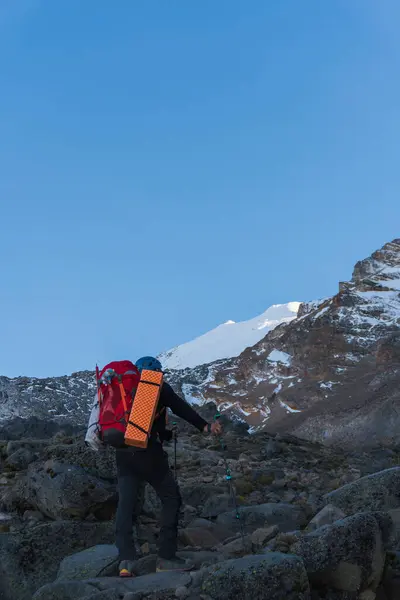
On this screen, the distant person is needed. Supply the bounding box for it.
[94,356,221,577]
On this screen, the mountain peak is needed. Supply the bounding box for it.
[351,238,400,291]
[158,301,301,371]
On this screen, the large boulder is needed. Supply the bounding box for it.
[21,461,116,520]
[0,520,114,600]
[325,468,400,515]
[216,502,307,533]
[57,545,118,580]
[306,504,347,531]
[201,552,310,599]
[43,441,117,482]
[290,512,392,592]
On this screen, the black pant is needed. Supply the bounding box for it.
[115,443,181,561]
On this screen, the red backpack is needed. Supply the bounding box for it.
[96,360,141,448]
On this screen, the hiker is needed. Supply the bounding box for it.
[117,356,222,576]
[116,356,222,576]
[85,356,222,577]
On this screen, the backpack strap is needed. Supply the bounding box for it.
[127,420,150,439]
[117,378,129,420]
[96,365,103,405]
[118,381,128,411]
[155,405,166,420]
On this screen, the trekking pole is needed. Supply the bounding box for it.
[172,421,178,481]
[214,413,246,547]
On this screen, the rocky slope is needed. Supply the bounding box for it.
[0,371,95,424]
[0,239,399,450]
[2,416,400,599]
[168,239,400,447]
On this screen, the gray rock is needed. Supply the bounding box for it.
[175,586,190,599]
[388,509,400,548]
[251,525,280,547]
[57,545,119,580]
[180,484,225,510]
[32,581,96,600]
[179,527,222,549]
[33,572,192,600]
[201,552,310,599]
[0,520,114,600]
[216,502,306,533]
[22,461,116,520]
[201,494,235,518]
[43,440,117,482]
[83,591,121,600]
[325,468,400,515]
[5,448,36,470]
[82,591,121,600]
[306,504,347,531]
[0,417,81,441]
[180,519,232,548]
[220,535,252,558]
[290,512,391,592]
[6,439,48,456]
[178,550,222,569]
[23,510,45,522]
[264,439,283,459]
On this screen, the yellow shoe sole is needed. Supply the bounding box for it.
[119,569,134,578]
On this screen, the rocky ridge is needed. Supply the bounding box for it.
[167,239,400,447]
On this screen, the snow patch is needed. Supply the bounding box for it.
[320,381,338,390]
[181,384,204,406]
[267,350,292,366]
[0,513,12,521]
[279,399,301,413]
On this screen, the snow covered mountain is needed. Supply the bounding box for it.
[158,302,301,370]
[167,238,400,448]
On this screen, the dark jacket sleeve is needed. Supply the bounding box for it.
[160,382,208,432]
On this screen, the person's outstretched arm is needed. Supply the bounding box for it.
[161,382,221,434]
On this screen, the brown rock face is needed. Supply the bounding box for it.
[168,239,400,448]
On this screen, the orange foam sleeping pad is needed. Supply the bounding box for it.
[124,369,163,448]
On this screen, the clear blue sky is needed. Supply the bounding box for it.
[1,0,400,378]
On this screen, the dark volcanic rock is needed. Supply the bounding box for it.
[201,552,310,599]
[0,520,114,600]
[57,544,119,580]
[20,460,116,520]
[290,512,392,592]
[325,468,400,515]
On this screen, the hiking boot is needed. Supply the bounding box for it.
[156,556,195,572]
[119,560,135,577]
